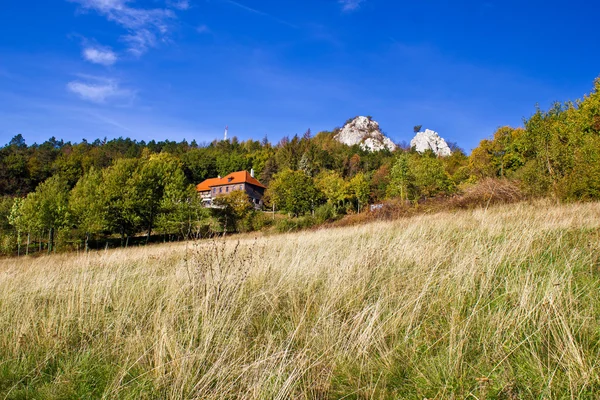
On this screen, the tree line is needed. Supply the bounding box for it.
[1,77,599,255]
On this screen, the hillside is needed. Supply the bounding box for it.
[2,77,600,257]
[1,201,599,398]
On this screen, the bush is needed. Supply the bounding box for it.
[451,178,524,209]
[0,233,17,255]
[238,212,275,233]
[314,203,336,224]
[275,215,317,233]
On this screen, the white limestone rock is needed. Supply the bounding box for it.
[334,116,397,152]
[410,129,452,157]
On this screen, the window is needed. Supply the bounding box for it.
[226,187,229,193]
[219,187,222,193]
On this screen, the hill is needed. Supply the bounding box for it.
[1,200,599,398]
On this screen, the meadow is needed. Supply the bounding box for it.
[1,200,599,399]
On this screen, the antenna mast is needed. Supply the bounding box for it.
[224,126,228,141]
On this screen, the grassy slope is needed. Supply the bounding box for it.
[1,201,600,399]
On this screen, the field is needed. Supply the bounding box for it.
[1,201,600,399]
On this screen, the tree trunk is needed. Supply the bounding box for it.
[48,228,53,254]
[85,232,89,252]
[120,227,125,247]
[26,232,30,256]
[146,212,154,244]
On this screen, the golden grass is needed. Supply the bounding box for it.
[1,200,600,398]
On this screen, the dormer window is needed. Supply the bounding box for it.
[228,177,233,182]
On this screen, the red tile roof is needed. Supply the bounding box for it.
[196,177,223,192]
[196,171,266,192]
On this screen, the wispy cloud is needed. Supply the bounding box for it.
[82,45,118,66]
[67,76,134,103]
[69,0,177,56]
[221,0,296,28]
[339,0,365,12]
[196,24,210,34]
[167,0,190,10]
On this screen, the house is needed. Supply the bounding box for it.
[196,170,267,209]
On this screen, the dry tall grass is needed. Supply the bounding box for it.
[1,201,600,399]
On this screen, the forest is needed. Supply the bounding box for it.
[0,78,599,256]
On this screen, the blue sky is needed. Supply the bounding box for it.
[0,0,598,152]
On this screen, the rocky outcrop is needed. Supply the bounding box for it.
[410,129,452,157]
[334,116,397,152]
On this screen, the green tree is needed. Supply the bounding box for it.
[216,153,250,177]
[156,184,207,238]
[100,158,139,245]
[387,154,412,200]
[315,170,349,210]
[266,170,320,217]
[349,172,370,212]
[409,152,453,198]
[69,167,106,250]
[181,148,217,183]
[212,189,254,232]
[7,198,24,255]
[20,175,70,252]
[129,152,188,242]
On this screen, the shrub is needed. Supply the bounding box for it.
[451,178,524,209]
[314,203,336,224]
[0,233,17,255]
[275,215,317,233]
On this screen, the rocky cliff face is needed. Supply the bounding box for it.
[410,129,452,157]
[334,116,397,152]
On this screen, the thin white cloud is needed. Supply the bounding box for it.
[339,0,365,12]
[69,0,178,56]
[122,29,156,57]
[167,0,190,10]
[82,46,118,65]
[196,24,210,34]
[67,77,133,103]
[221,0,296,28]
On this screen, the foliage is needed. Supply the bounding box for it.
[315,170,348,209]
[15,175,70,251]
[212,190,255,232]
[409,151,454,198]
[387,154,412,200]
[468,78,600,201]
[100,158,139,242]
[275,214,316,232]
[69,167,106,242]
[314,203,337,224]
[267,170,320,217]
[155,185,207,238]
[348,172,370,212]
[3,77,600,255]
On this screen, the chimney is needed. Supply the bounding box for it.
[250,169,255,178]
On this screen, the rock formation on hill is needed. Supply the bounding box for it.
[334,116,397,152]
[410,129,452,157]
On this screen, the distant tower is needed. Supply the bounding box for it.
[224,126,228,141]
